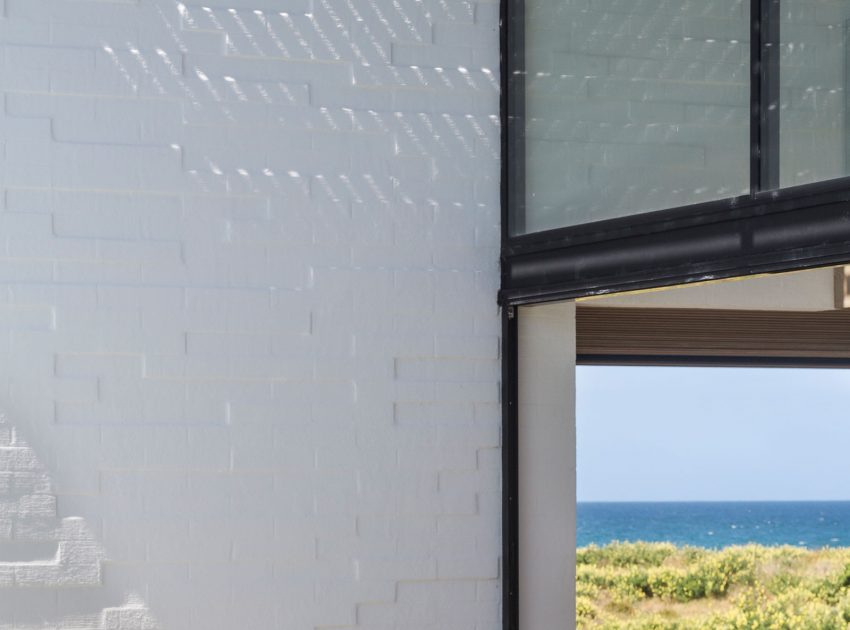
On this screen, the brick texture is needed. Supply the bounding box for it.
[0,0,500,628]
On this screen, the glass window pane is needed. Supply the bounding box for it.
[518,0,751,235]
[779,1,849,188]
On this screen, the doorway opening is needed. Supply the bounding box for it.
[575,268,850,628]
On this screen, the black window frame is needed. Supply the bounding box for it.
[500,2,850,629]
[500,0,850,307]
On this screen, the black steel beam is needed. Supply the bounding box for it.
[501,181,850,305]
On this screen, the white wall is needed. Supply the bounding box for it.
[0,1,501,628]
[517,303,576,630]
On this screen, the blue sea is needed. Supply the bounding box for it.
[577,502,850,549]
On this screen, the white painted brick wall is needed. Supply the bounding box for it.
[0,0,501,628]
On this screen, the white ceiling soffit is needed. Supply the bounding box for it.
[580,267,846,312]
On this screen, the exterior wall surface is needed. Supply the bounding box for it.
[0,1,501,628]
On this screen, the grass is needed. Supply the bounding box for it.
[577,542,850,629]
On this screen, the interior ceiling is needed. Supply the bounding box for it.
[576,306,850,368]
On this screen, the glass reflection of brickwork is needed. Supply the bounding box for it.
[780,1,850,188]
[523,0,750,233]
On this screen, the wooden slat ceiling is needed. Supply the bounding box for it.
[576,306,850,367]
[836,265,850,309]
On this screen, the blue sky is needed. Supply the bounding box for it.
[577,366,850,502]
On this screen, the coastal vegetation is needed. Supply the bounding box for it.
[577,542,850,629]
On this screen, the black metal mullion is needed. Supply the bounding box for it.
[751,0,763,195]
[751,0,781,194]
[501,306,519,630]
[500,3,522,628]
[761,0,781,191]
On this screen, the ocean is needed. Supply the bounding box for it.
[577,501,850,549]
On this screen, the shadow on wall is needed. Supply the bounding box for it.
[0,413,159,629]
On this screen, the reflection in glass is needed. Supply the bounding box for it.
[779,1,850,188]
[521,0,750,234]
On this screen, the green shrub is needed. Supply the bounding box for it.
[729,585,846,630]
[576,596,598,626]
[643,549,754,602]
[575,543,850,628]
[577,542,677,568]
[576,579,600,599]
[766,571,803,595]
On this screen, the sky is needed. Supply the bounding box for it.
[577,365,850,502]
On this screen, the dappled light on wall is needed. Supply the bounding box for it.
[0,0,500,628]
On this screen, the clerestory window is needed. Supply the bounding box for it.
[501,0,850,304]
